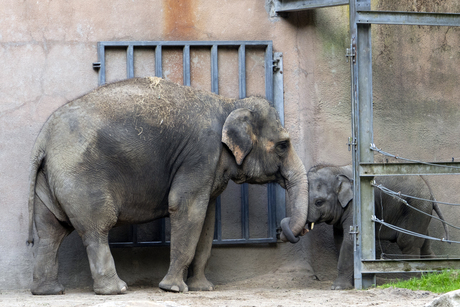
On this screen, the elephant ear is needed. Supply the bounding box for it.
[336,174,353,208]
[222,108,254,165]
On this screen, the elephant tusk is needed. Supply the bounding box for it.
[300,228,309,236]
[311,222,315,230]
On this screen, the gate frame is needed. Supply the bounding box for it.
[93,40,286,246]
[274,0,460,289]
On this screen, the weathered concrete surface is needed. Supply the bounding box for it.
[0,0,459,292]
[426,289,460,307]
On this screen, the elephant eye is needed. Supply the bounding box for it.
[315,199,325,207]
[275,140,289,154]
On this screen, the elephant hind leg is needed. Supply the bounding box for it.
[31,197,72,295]
[420,233,436,258]
[397,233,423,256]
[74,210,127,295]
[82,236,127,295]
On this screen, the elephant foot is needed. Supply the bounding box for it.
[159,276,188,293]
[31,281,65,295]
[186,276,214,291]
[93,276,128,295]
[331,279,353,290]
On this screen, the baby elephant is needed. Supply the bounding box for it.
[306,164,449,290]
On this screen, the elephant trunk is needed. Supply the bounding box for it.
[279,149,308,244]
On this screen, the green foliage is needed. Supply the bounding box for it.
[379,270,460,294]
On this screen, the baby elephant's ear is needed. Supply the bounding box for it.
[222,108,254,165]
[336,174,353,208]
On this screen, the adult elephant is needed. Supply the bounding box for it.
[304,164,449,290]
[27,77,308,295]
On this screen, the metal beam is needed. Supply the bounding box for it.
[274,0,349,12]
[273,52,286,228]
[183,45,191,86]
[360,162,460,176]
[98,41,273,47]
[211,45,218,94]
[357,11,460,27]
[155,45,162,78]
[351,0,376,290]
[126,45,134,79]
[362,259,460,274]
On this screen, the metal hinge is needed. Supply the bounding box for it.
[346,47,356,63]
[273,57,282,73]
[349,225,359,251]
[347,137,357,151]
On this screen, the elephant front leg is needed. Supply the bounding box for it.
[159,192,210,293]
[332,225,354,290]
[186,199,216,291]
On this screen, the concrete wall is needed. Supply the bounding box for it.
[0,0,459,290]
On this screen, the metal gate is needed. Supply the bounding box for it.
[274,0,460,289]
[92,40,286,246]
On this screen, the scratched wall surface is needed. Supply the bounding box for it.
[0,0,459,290]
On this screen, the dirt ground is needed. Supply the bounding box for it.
[0,272,439,307]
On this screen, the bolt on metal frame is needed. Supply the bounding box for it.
[93,41,286,246]
[274,0,460,289]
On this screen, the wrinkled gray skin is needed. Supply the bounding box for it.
[27,77,308,295]
[307,165,449,290]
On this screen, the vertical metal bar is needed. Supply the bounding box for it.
[211,45,219,94]
[238,44,250,241]
[265,43,277,238]
[211,44,222,242]
[155,45,163,78]
[183,45,191,86]
[131,224,138,245]
[157,47,165,245]
[238,45,246,98]
[127,45,134,79]
[127,43,136,245]
[266,184,275,238]
[214,197,222,242]
[357,20,376,289]
[351,0,375,290]
[350,0,362,290]
[97,42,106,85]
[273,53,284,126]
[265,43,274,104]
[241,184,250,240]
[273,52,286,229]
[161,218,166,244]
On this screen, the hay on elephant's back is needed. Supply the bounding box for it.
[79,77,234,129]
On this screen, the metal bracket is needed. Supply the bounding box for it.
[92,62,101,70]
[347,136,357,151]
[349,225,360,251]
[346,47,356,63]
[273,57,282,73]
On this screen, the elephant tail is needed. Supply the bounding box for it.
[27,132,48,247]
[432,200,450,242]
[420,176,450,242]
